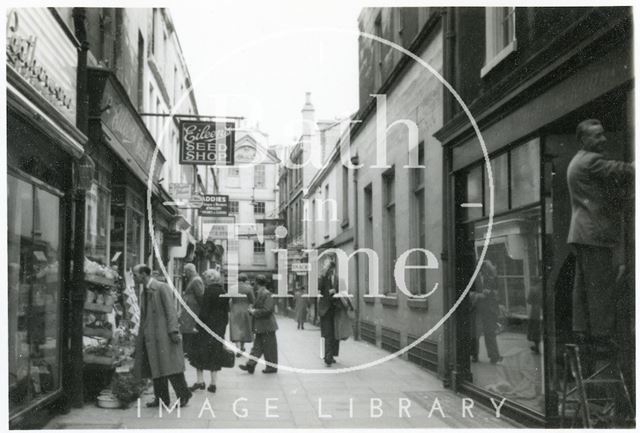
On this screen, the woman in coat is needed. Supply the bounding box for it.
[229,273,255,356]
[187,268,229,393]
[179,263,204,356]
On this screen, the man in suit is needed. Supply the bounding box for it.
[319,258,340,366]
[132,265,192,408]
[567,119,634,345]
[239,275,278,374]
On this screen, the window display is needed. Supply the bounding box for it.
[8,173,62,415]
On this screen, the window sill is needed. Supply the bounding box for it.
[481,39,518,78]
[407,298,428,310]
[380,296,398,307]
[340,218,349,228]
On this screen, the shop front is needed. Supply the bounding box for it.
[7,8,86,427]
[441,41,634,426]
[87,67,167,277]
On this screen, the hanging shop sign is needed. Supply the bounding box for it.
[6,8,77,123]
[179,120,235,165]
[199,195,229,217]
[169,183,192,200]
[164,231,182,247]
[256,218,284,237]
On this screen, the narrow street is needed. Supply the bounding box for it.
[46,316,516,429]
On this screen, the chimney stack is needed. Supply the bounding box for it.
[301,92,316,137]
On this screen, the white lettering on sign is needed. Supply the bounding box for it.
[180,121,235,165]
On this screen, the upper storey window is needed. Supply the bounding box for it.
[482,7,517,77]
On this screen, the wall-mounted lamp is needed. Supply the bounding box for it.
[73,153,95,192]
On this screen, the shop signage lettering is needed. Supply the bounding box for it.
[100,80,163,182]
[6,9,76,121]
[164,231,182,247]
[180,120,235,165]
[169,183,192,200]
[199,194,230,217]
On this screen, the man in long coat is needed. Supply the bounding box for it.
[133,264,191,408]
[567,119,634,344]
[239,275,278,374]
[319,259,341,366]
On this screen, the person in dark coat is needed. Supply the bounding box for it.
[318,258,342,366]
[567,119,634,344]
[469,260,502,364]
[132,265,191,408]
[293,285,308,330]
[229,273,255,356]
[187,268,230,393]
[239,275,278,374]
[179,263,204,357]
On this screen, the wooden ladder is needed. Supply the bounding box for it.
[560,343,634,428]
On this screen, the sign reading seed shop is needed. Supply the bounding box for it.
[179,120,235,165]
[199,195,230,217]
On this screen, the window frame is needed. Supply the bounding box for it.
[481,7,517,77]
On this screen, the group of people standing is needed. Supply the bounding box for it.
[132,263,280,408]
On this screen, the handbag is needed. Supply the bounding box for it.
[219,347,236,368]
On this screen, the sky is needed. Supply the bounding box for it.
[170,1,362,149]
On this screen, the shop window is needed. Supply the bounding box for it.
[253,201,265,215]
[465,165,483,220]
[8,173,62,415]
[466,206,544,413]
[511,138,541,208]
[85,165,111,265]
[383,169,396,295]
[254,164,265,189]
[482,7,517,77]
[483,152,509,214]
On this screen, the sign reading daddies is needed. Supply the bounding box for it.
[179,120,235,165]
[199,194,230,217]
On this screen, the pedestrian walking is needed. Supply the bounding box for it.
[229,273,255,356]
[567,119,634,348]
[319,257,341,366]
[239,275,278,374]
[293,284,308,330]
[132,264,191,408]
[179,263,204,357]
[187,268,230,393]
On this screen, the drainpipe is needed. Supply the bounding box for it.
[351,152,361,340]
[70,7,90,408]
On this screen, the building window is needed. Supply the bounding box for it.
[137,32,144,110]
[364,184,373,290]
[383,169,396,294]
[253,201,265,215]
[311,199,316,246]
[324,184,330,237]
[253,241,265,265]
[229,200,239,214]
[411,143,426,294]
[229,167,239,177]
[342,165,349,225]
[254,164,265,188]
[482,7,517,76]
[150,8,156,55]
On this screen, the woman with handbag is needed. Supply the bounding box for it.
[187,268,230,393]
